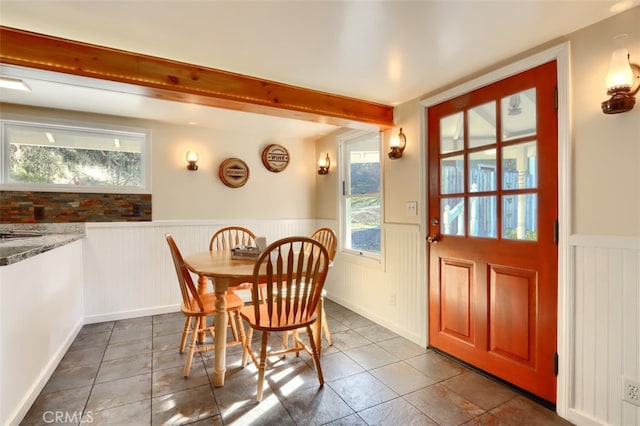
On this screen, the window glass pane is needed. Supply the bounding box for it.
[442,197,465,236]
[501,88,536,141]
[4,122,146,189]
[347,196,381,254]
[502,194,537,240]
[469,149,496,192]
[440,112,464,154]
[441,155,464,194]
[342,132,381,256]
[469,196,497,238]
[502,141,537,190]
[468,101,496,149]
[345,139,380,195]
[349,155,380,194]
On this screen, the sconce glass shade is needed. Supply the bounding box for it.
[388,128,406,159]
[318,153,330,175]
[605,48,635,92]
[602,35,640,114]
[186,150,199,171]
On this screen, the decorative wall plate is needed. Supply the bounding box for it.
[261,144,290,173]
[219,158,250,188]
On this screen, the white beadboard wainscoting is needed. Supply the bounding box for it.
[83,220,427,346]
[83,220,317,323]
[566,235,640,426]
[325,223,426,345]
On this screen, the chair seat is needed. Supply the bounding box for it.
[182,291,244,316]
[240,304,317,331]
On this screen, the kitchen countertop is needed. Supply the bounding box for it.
[0,225,85,266]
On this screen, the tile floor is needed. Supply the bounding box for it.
[21,300,573,425]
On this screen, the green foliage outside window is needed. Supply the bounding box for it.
[10,144,141,186]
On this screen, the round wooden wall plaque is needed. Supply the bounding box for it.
[261,144,290,173]
[219,158,250,188]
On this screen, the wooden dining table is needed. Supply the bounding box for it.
[183,249,324,387]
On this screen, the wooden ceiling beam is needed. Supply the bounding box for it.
[0,26,394,130]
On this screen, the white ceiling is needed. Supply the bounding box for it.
[0,0,637,140]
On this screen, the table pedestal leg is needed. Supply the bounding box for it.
[212,282,228,387]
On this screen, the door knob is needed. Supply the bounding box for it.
[427,234,439,244]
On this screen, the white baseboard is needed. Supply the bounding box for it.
[84,304,180,324]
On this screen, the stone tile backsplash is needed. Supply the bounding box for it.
[0,191,151,223]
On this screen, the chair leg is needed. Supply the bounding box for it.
[241,326,253,367]
[321,307,332,346]
[179,316,191,354]
[228,311,239,342]
[183,317,199,377]
[256,331,269,402]
[306,324,324,386]
[292,330,301,357]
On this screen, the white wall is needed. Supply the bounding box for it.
[571,7,640,237]
[0,104,319,221]
[150,120,319,220]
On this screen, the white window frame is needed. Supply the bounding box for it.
[0,117,151,194]
[339,130,382,262]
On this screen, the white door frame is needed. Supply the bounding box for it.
[418,42,572,417]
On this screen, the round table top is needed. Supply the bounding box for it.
[184,250,258,281]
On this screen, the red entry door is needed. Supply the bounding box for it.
[427,61,558,404]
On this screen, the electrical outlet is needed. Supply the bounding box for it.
[34,206,45,220]
[623,377,640,406]
[389,294,396,307]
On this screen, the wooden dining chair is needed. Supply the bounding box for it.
[165,233,245,377]
[311,227,337,346]
[209,226,257,251]
[239,237,329,401]
[284,227,337,349]
[209,226,266,305]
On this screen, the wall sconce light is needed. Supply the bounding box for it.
[186,150,199,171]
[318,153,331,175]
[388,128,407,159]
[601,34,640,114]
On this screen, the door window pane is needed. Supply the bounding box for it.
[440,112,464,154]
[469,150,496,192]
[501,88,536,141]
[442,197,465,236]
[502,141,537,190]
[502,194,537,240]
[441,155,464,194]
[468,101,496,149]
[469,196,497,238]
